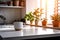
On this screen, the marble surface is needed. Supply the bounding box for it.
[0,25,60,39]
[0,25,14,28]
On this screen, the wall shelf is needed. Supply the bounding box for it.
[0,6,24,8]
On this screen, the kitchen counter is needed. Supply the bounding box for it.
[0,25,60,40]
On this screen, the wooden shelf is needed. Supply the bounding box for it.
[0,6,24,8]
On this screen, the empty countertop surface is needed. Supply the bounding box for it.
[0,25,60,40]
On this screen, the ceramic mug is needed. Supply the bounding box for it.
[14,22,23,31]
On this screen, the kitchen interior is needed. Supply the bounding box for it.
[0,0,59,28]
[0,0,26,28]
[0,0,60,40]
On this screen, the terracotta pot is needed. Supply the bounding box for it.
[20,1,25,7]
[59,21,60,28]
[42,20,47,28]
[13,0,20,6]
[52,21,59,27]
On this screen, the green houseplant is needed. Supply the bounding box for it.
[51,14,60,27]
[24,12,34,26]
[33,8,43,27]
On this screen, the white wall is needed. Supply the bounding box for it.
[0,8,21,24]
[26,0,38,13]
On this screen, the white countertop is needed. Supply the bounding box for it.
[0,25,60,39]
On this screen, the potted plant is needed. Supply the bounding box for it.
[42,18,47,28]
[24,12,34,26]
[33,8,43,27]
[51,14,60,27]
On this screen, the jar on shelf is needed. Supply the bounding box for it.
[20,1,25,7]
[7,0,13,6]
[9,1,13,6]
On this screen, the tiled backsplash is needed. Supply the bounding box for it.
[0,8,21,24]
